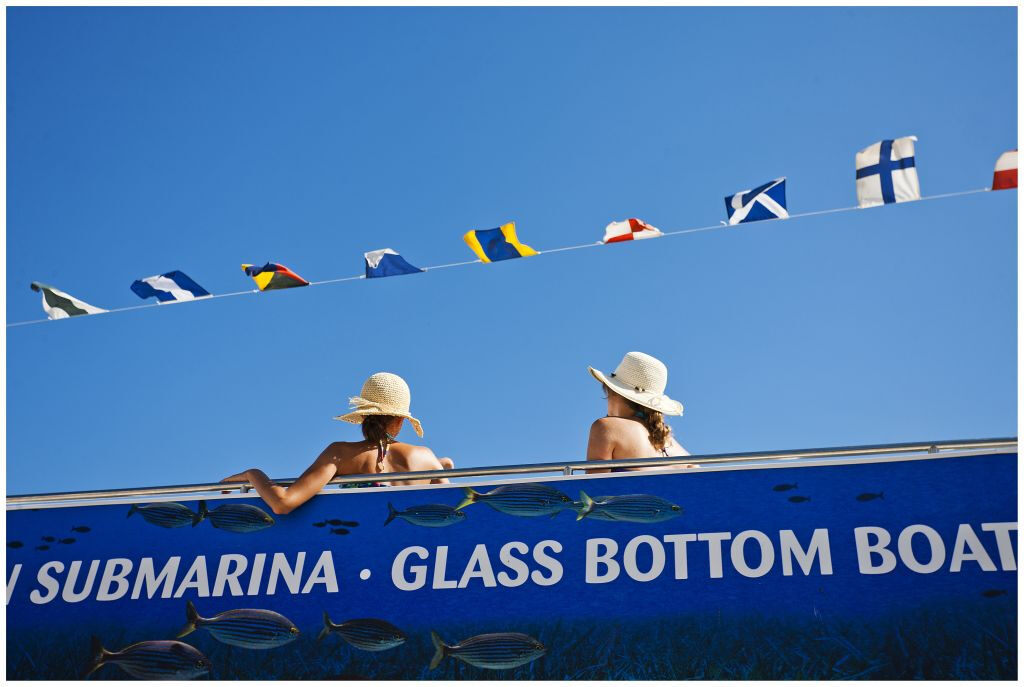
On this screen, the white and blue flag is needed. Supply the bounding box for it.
[725,178,788,225]
[131,271,211,303]
[364,248,424,279]
[855,136,920,208]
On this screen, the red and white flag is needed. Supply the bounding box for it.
[992,149,1017,190]
[602,218,663,244]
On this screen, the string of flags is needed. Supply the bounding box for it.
[14,139,1017,325]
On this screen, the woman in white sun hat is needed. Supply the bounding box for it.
[221,372,452,513]
[586,351,697,473]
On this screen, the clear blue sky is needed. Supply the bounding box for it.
[6,7,1017,494]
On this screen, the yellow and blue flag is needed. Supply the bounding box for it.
[463,222,538,263]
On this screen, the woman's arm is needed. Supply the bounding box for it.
[220,445,340,515]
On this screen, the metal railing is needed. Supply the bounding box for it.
[6,437,1016,507]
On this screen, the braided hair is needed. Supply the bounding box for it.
[361,415,398,471]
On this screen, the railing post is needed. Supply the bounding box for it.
[563,466,574,476]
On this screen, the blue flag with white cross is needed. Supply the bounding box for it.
[855,136,921,208]
[724,178,789,225]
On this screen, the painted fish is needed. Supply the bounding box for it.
[35,545,50,551]
[178,600,299,649]
[330,528,349,535]
[59,538,76,544]
[127,502,202,528]
[788,496,810,503]
[772,483,798,492]
[385,503,465,528]
[568,499,619,521]
[86,636,210,680]
[575,491,682,523]
[457,484,573,517]
[71,526,91,533]
[41,536,55,543]
[7,541,23,549]
[856,492,884,502]
[197,501,275,533]
[317,611,406,651]
[313,522,327,527]
[429,631,546,670]
[981,589,1008,598]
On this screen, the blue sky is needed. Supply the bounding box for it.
[6,7,1017,494]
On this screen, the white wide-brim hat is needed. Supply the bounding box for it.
[588,351,684,416]
[333,372,423,437]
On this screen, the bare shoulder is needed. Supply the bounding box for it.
[390,443,441,469]
[319,441,360,461]
[587,417,621,460]
[590,416,622,435]
[591,416,643,438]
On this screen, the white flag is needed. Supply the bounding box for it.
[855,136,920,208]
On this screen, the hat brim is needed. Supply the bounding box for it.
[588,366,684,416]
[333,409,424,437]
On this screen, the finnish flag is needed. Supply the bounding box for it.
[855,136,920,208]
[364,248,424,278]
[131,270,211,303]
[725,178,788,225]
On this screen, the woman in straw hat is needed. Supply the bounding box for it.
[221,372,452,514]
[586,352,698,472]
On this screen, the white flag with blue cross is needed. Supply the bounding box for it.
[855,136,921,208]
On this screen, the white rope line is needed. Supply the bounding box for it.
[4,187,998,329]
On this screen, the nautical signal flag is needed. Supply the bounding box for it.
[602,218,663,244]
[463,222,538,263]
[30,282,106,320]
[992,150,1017,190]
[242,263,310,291]
[364,249,424,278]
[725,178,789,225]
[856,136,921,208]
[131,271,211,303]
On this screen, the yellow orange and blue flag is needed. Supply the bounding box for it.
[242,263,309,291]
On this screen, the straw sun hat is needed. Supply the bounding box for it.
[333,372,424,437]
[588,351,684,416]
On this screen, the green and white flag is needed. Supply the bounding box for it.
[30,282,107,320]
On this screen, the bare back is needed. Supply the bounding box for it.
[324,440,447,486]
[586,416,690,473]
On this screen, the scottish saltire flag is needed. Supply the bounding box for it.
[364,249,424,278]
[242,263,310,291]
[855,136,921,208]
[463,222,538,263]
[992,149,1017,190]
[131,271,211,303]
[602,218,663,243]
[30,282,106,320]
[724,178,789,225]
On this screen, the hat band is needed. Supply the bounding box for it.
[347,396,410,416]
[609,374,658,394]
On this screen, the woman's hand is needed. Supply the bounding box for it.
[220,471,252,494]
